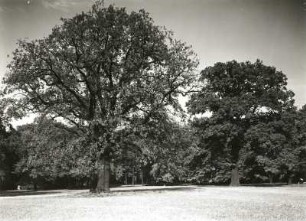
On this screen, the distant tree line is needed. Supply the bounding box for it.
[1,2,305,191]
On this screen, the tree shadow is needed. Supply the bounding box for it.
[0,190,61,197]
[112,186,196,193]
[242,183,288,187]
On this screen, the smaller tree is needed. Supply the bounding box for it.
[187,60,295,185]
[15,117,79,189]
[243,113,296,184]
[0,121,20,189]
[295,105,306,147]
[145,121,195,185]
[291,105,306,181]
[113,110,196,185]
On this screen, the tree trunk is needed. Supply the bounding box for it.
[124,172,128,185]
[96,156,110,193]
[33,181,37,191]
[287,173,293,185]
[288,176,292,185]
[132,167,135,185]
[269,174,273,184]
[230,165,240,186]
[89,174,97,192]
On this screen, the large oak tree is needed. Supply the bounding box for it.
[3,2,198,192]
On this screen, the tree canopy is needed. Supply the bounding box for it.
[3,3,198,192]
[187,60,296,185]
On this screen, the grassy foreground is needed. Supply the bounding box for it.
[0,185,305,221]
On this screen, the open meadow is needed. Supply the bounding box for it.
[0,185,305,221]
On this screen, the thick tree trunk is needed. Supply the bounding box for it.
[230,165,240,186]
[96,156,110,193]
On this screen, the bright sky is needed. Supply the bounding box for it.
[0,0,305,126]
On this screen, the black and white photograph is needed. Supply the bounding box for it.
[0,0,305,220]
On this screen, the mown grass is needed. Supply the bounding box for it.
[0,186,305,221]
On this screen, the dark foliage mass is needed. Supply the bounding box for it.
[0,121,19,190]
[187,60,303,185]
[0,2,305,190]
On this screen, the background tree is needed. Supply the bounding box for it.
[110,110,195,186]
[15,117,80,189]
[0,117,20,190]
[293,105,306,180]
[243,108,297,184]
[295,105,306,148]
[187,60,295,186]
[148,123,194,185]
[3,2,198,192]
[133,115,195,185]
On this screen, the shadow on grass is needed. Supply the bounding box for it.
[241,183,288,187]
[0,190,62,197]
[112,186,196,193]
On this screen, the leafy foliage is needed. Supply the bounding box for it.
[4,4,198,131]
[111,111,196,185]
[15,117,78,181]
[3,2,198,191]
[187,60,295,184]
[0,118,20,190]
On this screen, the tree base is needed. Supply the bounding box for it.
[230,167,240,186]
[95,156,110,193]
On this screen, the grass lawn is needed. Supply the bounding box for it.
[0,185,305,221]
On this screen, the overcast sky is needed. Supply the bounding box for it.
[0,0,305,111]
